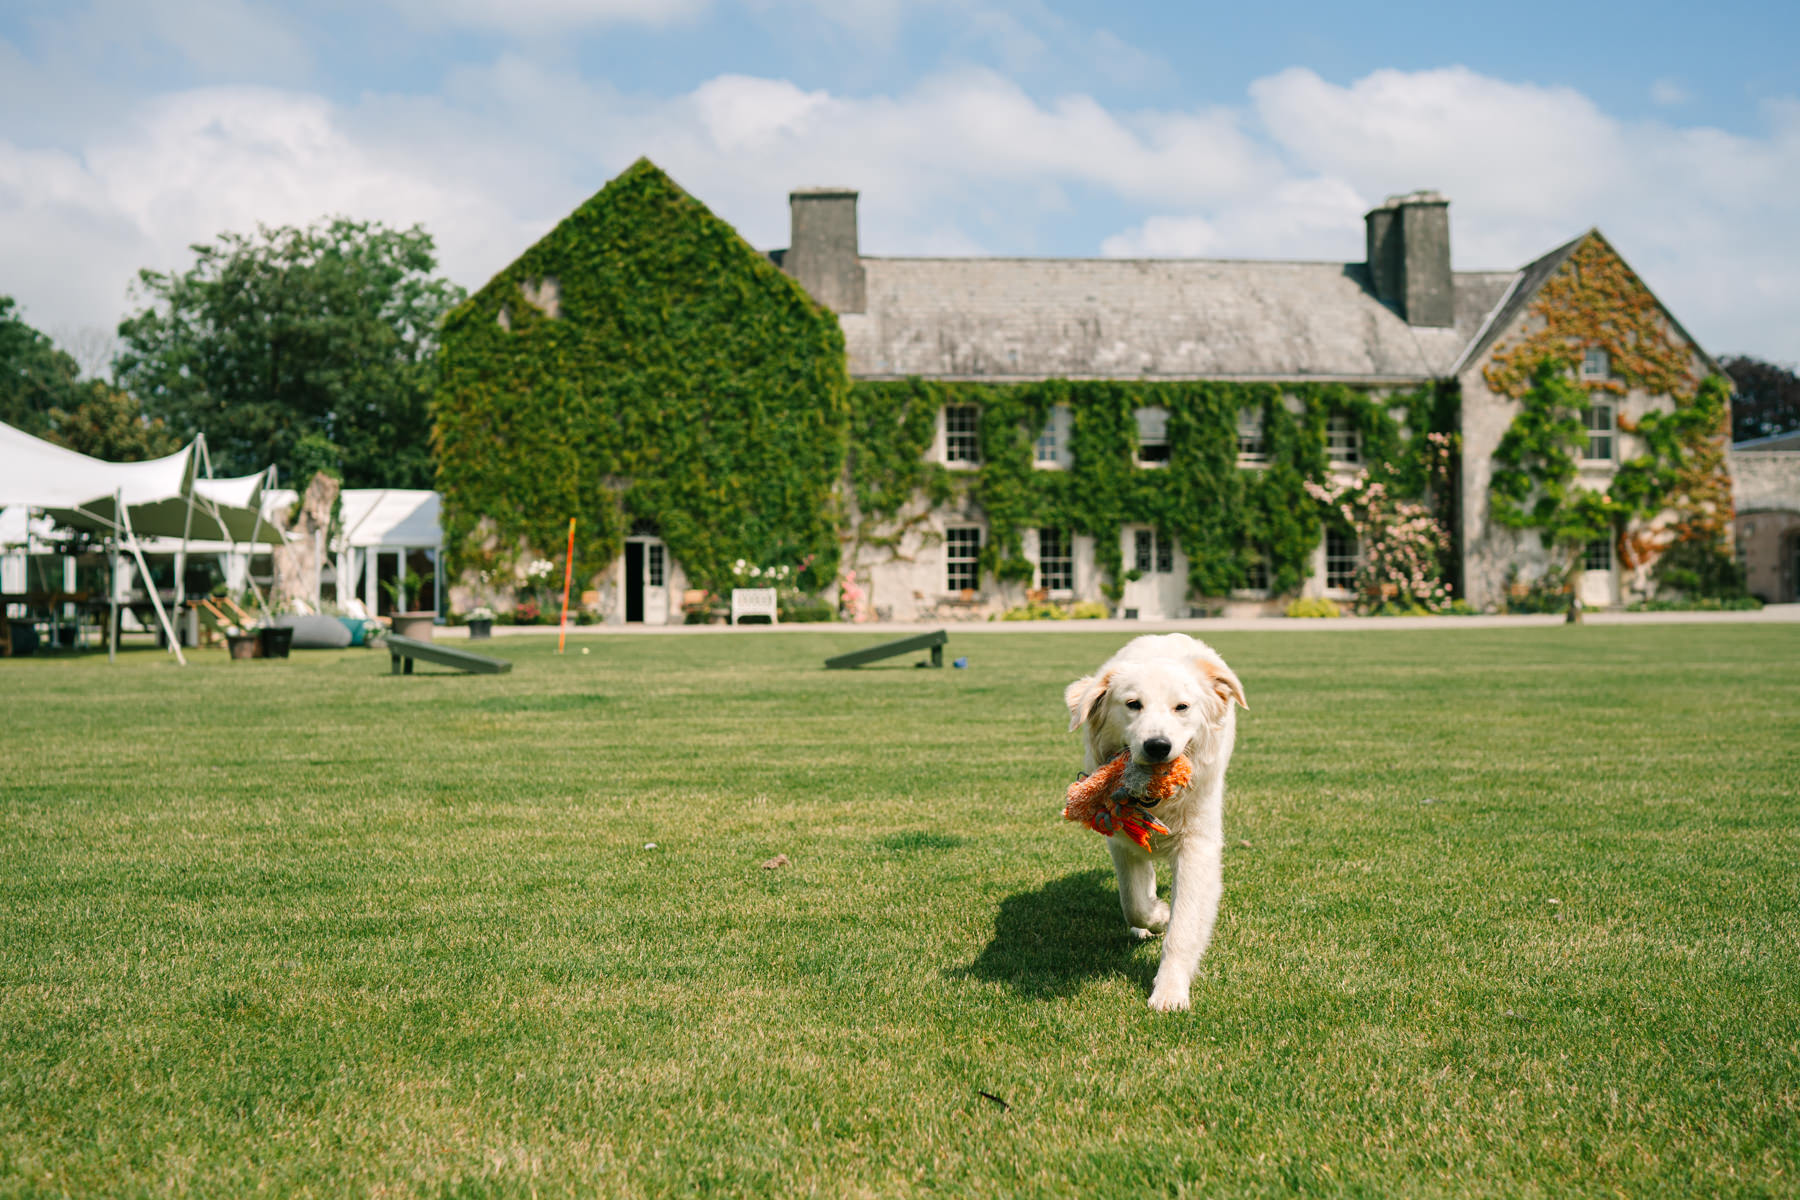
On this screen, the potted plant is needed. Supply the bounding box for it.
[224,624,262,660]
[382,570,436,640]
[467,606,495,640]
[258,623,295,658]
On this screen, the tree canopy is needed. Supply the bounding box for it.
[116,218,465,487]
[1723,354,1800,442]
[1,296,86,438]
[1,296,180,462]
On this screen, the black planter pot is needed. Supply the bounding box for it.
[468,619,494,640]
[258,625,294,658]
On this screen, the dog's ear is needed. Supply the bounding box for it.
[1193,656,1248,712]
[1065,671,1110,732]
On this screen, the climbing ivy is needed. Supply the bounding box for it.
[1485,235,1701,403]
[845,378,1452,601]
[1483,233,1736,587]
[433,159,849,599]
[1489,358,1624,555]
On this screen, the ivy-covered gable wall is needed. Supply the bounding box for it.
[433,158,850,610]
[1458,232,1732,608]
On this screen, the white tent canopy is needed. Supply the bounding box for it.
[0,419,284,663]
[333,490,443,617]
[340,489,440,548]
[0,419,196,509]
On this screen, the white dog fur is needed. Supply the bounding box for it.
[1064,633,1247,1012]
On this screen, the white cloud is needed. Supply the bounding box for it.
[2,58,1797,363]
[1102,177,1366,260]
[0,86,535,336]
[693,76,832,151]
[383,0,710,34]
[1107,66,1800,357]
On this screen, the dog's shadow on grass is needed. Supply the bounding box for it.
[954,868,1155,1000]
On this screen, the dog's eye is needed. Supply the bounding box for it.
[1174,703,1189,712]
[1124,700,1142,711]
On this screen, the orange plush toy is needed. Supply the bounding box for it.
[1062,752,1192,851]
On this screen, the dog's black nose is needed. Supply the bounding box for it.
[1142,737,1172,762]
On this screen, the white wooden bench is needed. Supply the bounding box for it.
[730,587,779,625]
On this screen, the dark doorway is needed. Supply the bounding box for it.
[625,542,644,622]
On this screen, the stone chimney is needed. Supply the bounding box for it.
[783,188,865,314]
[1364,191,1453,328]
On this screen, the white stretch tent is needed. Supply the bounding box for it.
[334,490,443,616]
[0,420,283,663]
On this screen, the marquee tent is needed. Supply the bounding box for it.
[334,489,443,616]
[0,420,284,664]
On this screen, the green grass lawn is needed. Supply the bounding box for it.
[2,626,1797,1197]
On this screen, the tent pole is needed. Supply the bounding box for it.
[119,492,186,666]
[174,462,198,645]
[108,542,118,664]
[238,475,275,623]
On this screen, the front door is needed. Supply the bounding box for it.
[625,537,668,625]
[1119,526,1185,619]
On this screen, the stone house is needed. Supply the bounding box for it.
[437,161,1730,623]
[1730,432,1800,603]
[776,187,1724,620]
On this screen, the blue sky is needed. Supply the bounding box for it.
[2,0,1796,365]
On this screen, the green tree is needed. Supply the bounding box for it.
[1,296,179,462]
[1723,354,1800,442]
[0,295,85,437]
[116,218,465,487]
[47,385,183,462]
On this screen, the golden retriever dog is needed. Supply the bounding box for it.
[1064,634,1247,1012]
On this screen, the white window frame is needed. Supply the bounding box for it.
[1133,528,1175,576]
[1034,404,1072,470]
[943,405,980,467]
[1135,406,1170,467]
[1036,527,1073,594]
[1584,536,1614,573]
[1581,347,1611,379]
[1236,407,1268,466]
[945,526,981,592]
[1325,528,1359,592]
[1584,401,1616,463]
[1327,414,1361,467]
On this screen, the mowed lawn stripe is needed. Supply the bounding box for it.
[1,625,1795,1197]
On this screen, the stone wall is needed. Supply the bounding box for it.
[1456,355,1678,610]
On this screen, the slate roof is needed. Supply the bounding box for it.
[1448,234,1583,376]
[838,257,1519,382]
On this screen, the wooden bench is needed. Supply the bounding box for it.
[824,629,947,670]
[730,587,779,625]
[387,633,513,675]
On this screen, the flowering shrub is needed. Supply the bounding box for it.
[732,555,824,618]
[514,599,542,625]
[837,567,873,623]
[729,559,792,588]
[1306,471,1453,612]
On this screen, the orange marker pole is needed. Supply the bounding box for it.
[557,517,576,654]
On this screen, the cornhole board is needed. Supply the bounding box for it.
[387,633,512,675]
[824,629,947,670]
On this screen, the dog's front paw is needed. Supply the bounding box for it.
[1146,982,1191,1013]
[1127,925,1157,942]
